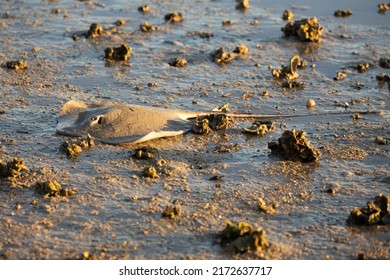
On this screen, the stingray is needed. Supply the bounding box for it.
[56,100,372,145]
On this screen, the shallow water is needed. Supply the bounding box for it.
[0,0,389,259]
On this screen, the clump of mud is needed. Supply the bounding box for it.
[187,30,214,39]
[133,146,158,160]
[236,0,250,10]
[258,198,278,214]
[268,129,321,162]
[334,9,353,17]
[60,135,94,157]
[233,44,249,55]
[0,158,28,180]
[218,221,269,253]
[378,3,390,14]
[379,58,390,69]
[271,55,301,81]
[162,203,182,219]
[165,12,183,24]
[35,180,76,197]
[86,23,104,38]
[115,19,125,26]
[352,63,370,73]
[282,10,293,21]
[347,194,390,226]
[243,121,275,136]
[211,48,237,64]
[169,58,188,67]
[376,73,390,82]
[140,22,157,32]
[138,5,150,13]
[104,44,132,61]
[222,19,234,26]
[282,17,323,43]
[334,71,347,81]
[142,166,160,179]
[5,60,28,70]
[192,114,232,135]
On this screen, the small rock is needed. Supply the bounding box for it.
[86,23,103,38]
[138,5,150,13]
[334,9,353,17]
[306,99,316,107]
[5,60,27,70]
[282,17,323,43]
[104,44,132,61]
[168,58,188,67]
[165,12,183,23]
[283,10,294,21]
[379,57,390,69]
[334,71,347,81]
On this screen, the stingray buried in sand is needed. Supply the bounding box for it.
[56,100,374,145]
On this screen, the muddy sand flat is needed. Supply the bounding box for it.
[0,0,389,259]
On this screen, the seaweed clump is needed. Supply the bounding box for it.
[133,146,158,160]
[268,129,321,162]
[192,114,232,135]
[243,121,275,136]
[35,180,76,197]
[104,44,132,61]
[86,23,104,38]
[347,194,390,226]
[379,57,390,69]
[271,55,302,81]
[140,22,157,32]
[164,12,183,24]
[211,48,237,64]
[334,9,352,17]
[236,0,250,10]
[282,17,323,43]
[0,158,28,180]
[5,60,28,70]
[169,58,188,67]
[60,134,94,158]
[219,221,269,253]
[162,203,182,219]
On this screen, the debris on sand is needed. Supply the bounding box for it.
[5,60,27,70]
[86,23,104,38]
[168,57,188,67]
[271,55,301,81]
[219,221,269,253]
[115,19,125,26]
[376,73,390,82]
[282,10,293,21]
[138,5,150,13]
[379,57,390,69]
[164,12,183,24]
[211,47,237,64]
[334,71,347,81]
[192,114,232,135]
[282,17,323,43]
[375,136,389,145]
[142,166,160,179]
[60,134,94,158]
[347,194,390,226]
[187,30,214,39]
[35,180,76,197]
[162,203,182,219]
[258,198,278,214]
[378,3,390,14]
[233,44,249,55]
[243,121,275,136]
[104,44,132,61]
[334,9,353,17]
[353,63,370,73]
[236,0,250,10]
[133,146,158,160]
[0,158,28,179]
[140,21,157,32]
[268,129,321,162]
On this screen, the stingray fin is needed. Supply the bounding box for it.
[59,100,89,117]
[100,130,185,145]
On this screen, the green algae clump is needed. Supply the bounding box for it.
[162,204,182,219]
[282,17,323,43]
[0,158,28,179]
[35,180,76,197]
[192,114,232,135]
[347,194,390,226]
[104,44,132,61]
[268,129,321,162]
[219,221,269,253]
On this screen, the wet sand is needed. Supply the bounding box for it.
[0,0,389,259]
